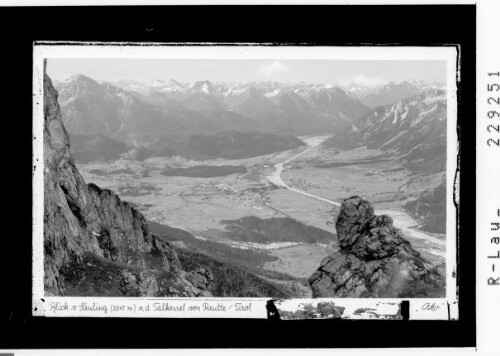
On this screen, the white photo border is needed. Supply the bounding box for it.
[33,43,459,319]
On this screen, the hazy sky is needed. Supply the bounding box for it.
[46,59,446,86]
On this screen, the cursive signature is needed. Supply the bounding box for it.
[421,302,440,311]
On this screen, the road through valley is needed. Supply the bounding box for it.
[265,136,446,256]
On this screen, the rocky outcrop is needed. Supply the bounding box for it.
[309,196,445,297]
[43,73,212,297]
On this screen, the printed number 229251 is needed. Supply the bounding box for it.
[487,72,500,147]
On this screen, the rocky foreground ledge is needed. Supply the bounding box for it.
[309,196,445,298]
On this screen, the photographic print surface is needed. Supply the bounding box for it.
[33,45,458,318]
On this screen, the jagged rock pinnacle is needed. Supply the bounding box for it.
[309,196,445,298]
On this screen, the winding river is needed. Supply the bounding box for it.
[265,137,446,256]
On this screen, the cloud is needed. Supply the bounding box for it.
[259,61,289,77]
[341,73,387,88]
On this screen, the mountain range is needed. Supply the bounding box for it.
[322,88,447,173]
[55,75,446,166]
[341,80,445,108]
[112,77,444,110]
[56,75,371,139]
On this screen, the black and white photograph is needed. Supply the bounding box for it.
[32,45,458,319]
[3,0,495,353]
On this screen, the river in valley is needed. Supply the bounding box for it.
[265,136,446,258]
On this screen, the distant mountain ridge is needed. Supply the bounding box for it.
[111,77,444,110]
[58,76,444,138]
[118,78,372,121]
[323,89,447,169]
[341,80,445,108]
[56,75,262,141]
[56,75,445,163]
[56,75,371,139]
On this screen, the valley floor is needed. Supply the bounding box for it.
[77,135,447,297]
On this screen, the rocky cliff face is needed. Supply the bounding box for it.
[43,73,212,297]
[309,196,445,297]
